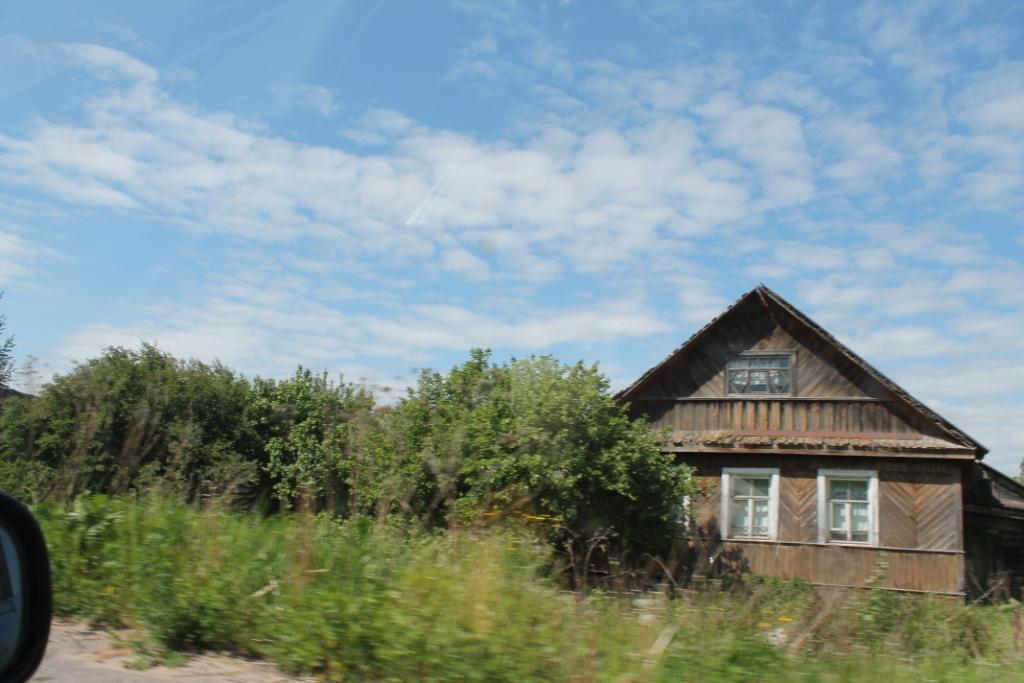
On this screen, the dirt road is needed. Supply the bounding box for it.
[32,620,311,682]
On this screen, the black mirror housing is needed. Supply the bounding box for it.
[0,492,51,683]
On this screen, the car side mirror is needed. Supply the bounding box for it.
[0,492,52,683]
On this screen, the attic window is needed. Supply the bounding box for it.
[727,354,791,395]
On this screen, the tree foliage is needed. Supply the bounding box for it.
[384,350,690,551]
[0,345,262,501]
[254,368,374,507]
[0,344,690,553]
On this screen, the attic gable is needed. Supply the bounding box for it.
[618,286,985,458]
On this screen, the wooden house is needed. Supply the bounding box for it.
[617,285,1024,599]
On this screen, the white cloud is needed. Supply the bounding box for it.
[439,247,490,281]
[698,93,815,210]
[63,42,157,83]
[955,63,1024,134]
[773,242,847,272]
[843,325,968,360]
[0,45,831,286]
[272,83,340,117]
[674,274,730,326]
[818,117,903,190]
[57,267,671,380]
[0,227,60,285]
[946,63,1024,207]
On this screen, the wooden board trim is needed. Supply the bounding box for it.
[717,537,965,556]
[633,396,889,403]
[811,583,965,598]
[664,446,976,459]
[964,503,1024,521]
[730,429,924,440]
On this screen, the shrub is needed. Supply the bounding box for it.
[36,495,1024,682]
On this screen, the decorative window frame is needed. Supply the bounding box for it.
[725,350,796,397]
[816,469,879,546]
[720,467,780,541]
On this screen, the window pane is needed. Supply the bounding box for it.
[851,503,869,532]
[831,502,847,530]
[848,480,868,501]
[749,370,768,392]
[768,370,790,393]
[730,499,750,535]
[829,480,849,501]
[830,529,847,541]
[751,500,769,537]
[750,477,770,497]
[851,531,868,543]
[732,477,751,497]
[728,370,747,393]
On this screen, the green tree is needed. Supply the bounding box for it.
[384,350,691,553]
[0,344,261,501]
[251,367,374,510]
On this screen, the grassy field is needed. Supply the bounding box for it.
[36,495,1024,682]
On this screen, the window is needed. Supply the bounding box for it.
[721,468,779,540]
[727,354,792,395]
[817,470,878,545]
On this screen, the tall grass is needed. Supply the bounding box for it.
[36,495,1024,682]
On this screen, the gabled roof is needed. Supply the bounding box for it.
[616,285,986,457]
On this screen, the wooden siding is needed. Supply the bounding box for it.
[683,454,964,593]
[631,296,878,401]
[625,293,959,446]
[641,398,920,434]
[716,541,963,595]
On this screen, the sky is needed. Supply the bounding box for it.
[0,0,1022,474]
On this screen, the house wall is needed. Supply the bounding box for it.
[683,453,965,595]
[641,397,922,435]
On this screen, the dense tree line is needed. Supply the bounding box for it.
[0,344,689,554]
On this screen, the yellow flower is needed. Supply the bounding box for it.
[778,616,792,623]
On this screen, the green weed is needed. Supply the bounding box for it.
[37,495,1024,682]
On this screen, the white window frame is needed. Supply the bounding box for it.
[721,468,780,541]
[817,469,879,546]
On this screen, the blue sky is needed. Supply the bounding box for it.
[0,1,1022,473]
